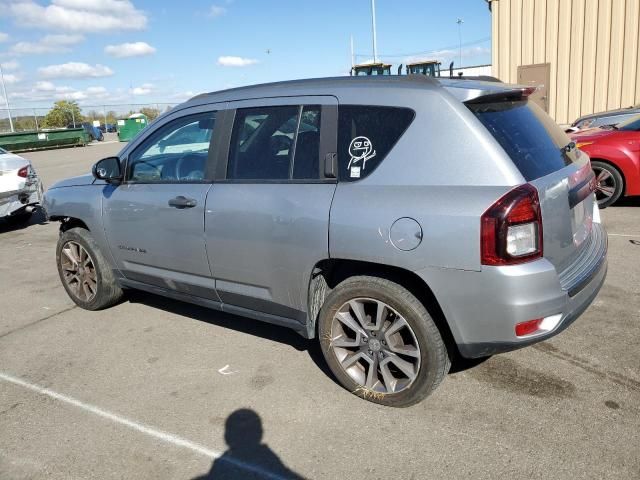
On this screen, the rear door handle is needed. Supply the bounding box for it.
[168,196,197,209]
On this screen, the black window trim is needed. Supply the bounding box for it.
[214,103,338,184]
[123,110,218,185]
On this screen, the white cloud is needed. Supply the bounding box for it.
[130,82,155,95]
[0,59,19,70]
[10,34,84,55]
[55,90,87,101]
[35,81,56,91]
[39,62,114,78]
[2,73,20,84]
[209,5,226,18]
[0,32,8,43]
[86,86,107,95]
[217,56,258,67]
[104,41,155,58]
[169,90,196,101]
[8,0,147,33]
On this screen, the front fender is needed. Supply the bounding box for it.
[43,185,116,268]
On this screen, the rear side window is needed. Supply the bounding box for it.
[338,106,415,181]
[468,100,576,181]
[227,105,322,180]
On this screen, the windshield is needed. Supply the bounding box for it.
[0,146,7,154]
[616,114,640,131]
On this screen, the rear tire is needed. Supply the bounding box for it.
[56,227,123,310]
[592,160,624,208]
[318,276,450,407]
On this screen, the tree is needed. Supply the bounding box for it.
[85,110,101,122]
[42,101,84,128]
[105,111,118,124]
[139,107,160,121]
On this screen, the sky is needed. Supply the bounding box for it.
[0,0,492,111]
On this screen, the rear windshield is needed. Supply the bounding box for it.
[468,100,577,181]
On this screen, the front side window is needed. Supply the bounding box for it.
[127,112,215,182]
[338,106,415,181]
[227,105,322,180]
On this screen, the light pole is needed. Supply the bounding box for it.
[456,18,464,69]
[0,62,15,133]
[371,0,378,63]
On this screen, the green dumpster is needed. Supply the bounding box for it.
[117,114,148,142]
[0,128,88,153]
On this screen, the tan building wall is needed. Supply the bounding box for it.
[490,0,640,124]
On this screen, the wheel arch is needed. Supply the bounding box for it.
[51,216,91,233]
[307,258,460,357]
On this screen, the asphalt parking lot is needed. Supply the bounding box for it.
[1,141,639,480]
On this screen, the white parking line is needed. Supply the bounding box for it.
[89,140,120,146]
[608,233,638,237]
[0,371,289,480]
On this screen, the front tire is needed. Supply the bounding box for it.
[592,160,624,208]
[56,227,123,310]
[318,276,450,407]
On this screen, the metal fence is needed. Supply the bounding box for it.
[0,103,179,134]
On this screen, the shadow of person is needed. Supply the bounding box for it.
[192,409,304,480]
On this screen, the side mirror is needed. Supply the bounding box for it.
[92,156,123,183]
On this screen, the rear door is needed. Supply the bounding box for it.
[205,96,338,324]
[468,98,597,275]
[103,106,219,300]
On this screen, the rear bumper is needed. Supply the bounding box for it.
[0,179,43,217]
[415,223,608,359]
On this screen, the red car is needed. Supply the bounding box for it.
[570,115,640,207]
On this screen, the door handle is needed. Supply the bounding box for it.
[168,196,197,209]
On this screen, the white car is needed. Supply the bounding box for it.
[0,146,43,224]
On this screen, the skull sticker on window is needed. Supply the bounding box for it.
[347,136,376,177]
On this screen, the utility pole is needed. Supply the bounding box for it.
[371,0,378,63]
[0,62,15,133]
[456,18,464,69]
[350,35,355,68]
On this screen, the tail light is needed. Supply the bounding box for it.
[481,184,543,266]
[18,166,29,178]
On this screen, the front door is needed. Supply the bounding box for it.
[518,63,550,112]
[205,97,338,325]
[103,109,219,300]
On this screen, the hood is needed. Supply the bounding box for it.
[0,152,29,172]
[570,127,618,143]
[48,173,96,189]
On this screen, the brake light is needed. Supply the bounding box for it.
[17,166,29,178]
[481,184,543,266]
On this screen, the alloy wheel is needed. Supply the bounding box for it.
[60,241,98,302]
[593,165,617,204]
[329,298,421,394]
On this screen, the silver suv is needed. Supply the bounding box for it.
[43,77,607,407]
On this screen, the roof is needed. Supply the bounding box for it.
[352,63,392,68]
[574,106,640,122]
[406,60,441,66]
[185,75,522,107]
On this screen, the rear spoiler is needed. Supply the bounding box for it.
[439,79,537,104]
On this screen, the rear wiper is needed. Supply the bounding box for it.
[561,141,576,154]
